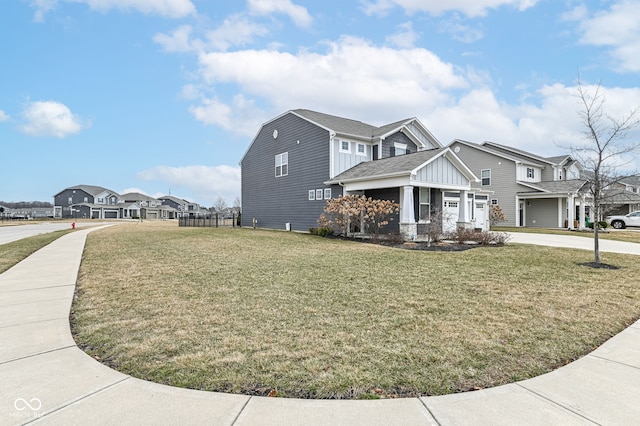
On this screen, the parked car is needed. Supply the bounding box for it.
[605,211,640,229]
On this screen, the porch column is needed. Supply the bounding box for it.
[579,195,586,230]
[567,195,575,229]
[457,190,469,228]
[399,185,416,241]
[401,186,415,223]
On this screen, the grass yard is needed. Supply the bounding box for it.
[0,230,71,273]
[72,221,640,399]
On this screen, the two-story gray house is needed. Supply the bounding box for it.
[448,140,592,229]
[53,185,129,219]
[241,109,487,237]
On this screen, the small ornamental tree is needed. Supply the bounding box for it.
[319,195,399,240]
[489,204,506,228]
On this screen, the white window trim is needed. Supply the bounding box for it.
[308,190,315,201]
[394,142,407,155]
[339,140,351,154]
[275,152,288,177]
[315,189,323,200]
[356,143,366,156]
[481,169,491,186]
[491,199,499,205]
[324,188,331,199]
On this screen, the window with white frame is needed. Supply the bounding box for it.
[68,197,73,204]
[339,140,350,153]
[356,143,366,156]
[491,199,499,205]
[308,190,315,200]
[324,188,331,199]
[316,189,323,200]
[481,169,491,186]
[419,188,430,221]
[527,167,534,179]
[394,142,407,155]
[275,152,288,177]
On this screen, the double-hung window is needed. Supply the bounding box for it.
[275,152,288,177]
[481,169,491,186]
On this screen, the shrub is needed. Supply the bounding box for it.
[449,227,510,246]
[587,221,608,229]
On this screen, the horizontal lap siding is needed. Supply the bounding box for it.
[241,113,333,231]
[450,142,521,226]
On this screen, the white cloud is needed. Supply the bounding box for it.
[573,0,640,72]
[0,110,9,122]
[137,165,241,203]
[192,36,468,130]
[247,0,313,28]
[20,101,88,138]
[31,0,58,22]
[385,22,419,48]
[440,15,485,43]
[205,14,269,51]
[153,25,202,53]
[32,0,196,21]
[361,0,539,17]
[154,17,269,54]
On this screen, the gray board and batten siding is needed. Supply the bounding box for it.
[241,112,342,232]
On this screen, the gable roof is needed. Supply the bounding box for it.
[291,109,381,139]
[328,149,445,182]
[158,195,186,204]
[482,141,559,166]
[517,179,589,194]
[120,192,159,202]
[451,140,549,167]
[54,185,118,197]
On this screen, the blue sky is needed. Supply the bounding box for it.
[2,0,639,207]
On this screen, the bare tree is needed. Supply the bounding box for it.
[213,196,227,212]
[567,78,640,265]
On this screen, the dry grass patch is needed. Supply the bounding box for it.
[72,221,640,399]
[0,230,71,273]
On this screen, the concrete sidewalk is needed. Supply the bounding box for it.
[1,228,639,425]
[507,231,640,255]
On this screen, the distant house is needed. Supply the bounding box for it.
[158,195,208,218]
[121,192,177,220]
[241,109,487,238]
[448,140,593,229]
[53,185,129,219]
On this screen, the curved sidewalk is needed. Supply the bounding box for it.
[0,228,639,425]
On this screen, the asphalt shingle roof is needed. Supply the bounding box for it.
[292,109,413,140]
[330,149,445,181]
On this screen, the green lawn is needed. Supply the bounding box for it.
[72,222,640,399]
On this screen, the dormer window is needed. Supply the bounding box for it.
[356,143,366,156]
[394,142,407,156]
[339,140,350,153]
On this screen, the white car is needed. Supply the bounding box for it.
[605,211,640,229]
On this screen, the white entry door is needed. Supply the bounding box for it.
[443,200,459,232]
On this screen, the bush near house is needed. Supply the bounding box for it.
[318,195,399,240]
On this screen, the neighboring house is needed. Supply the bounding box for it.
[241,109,486,237]
[158,195,207,218]
[604,176,640,216]
[448,140,592,229]
[53,185,126,219]
[121,192,177,219]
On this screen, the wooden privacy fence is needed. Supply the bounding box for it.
[179,214,240,228]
